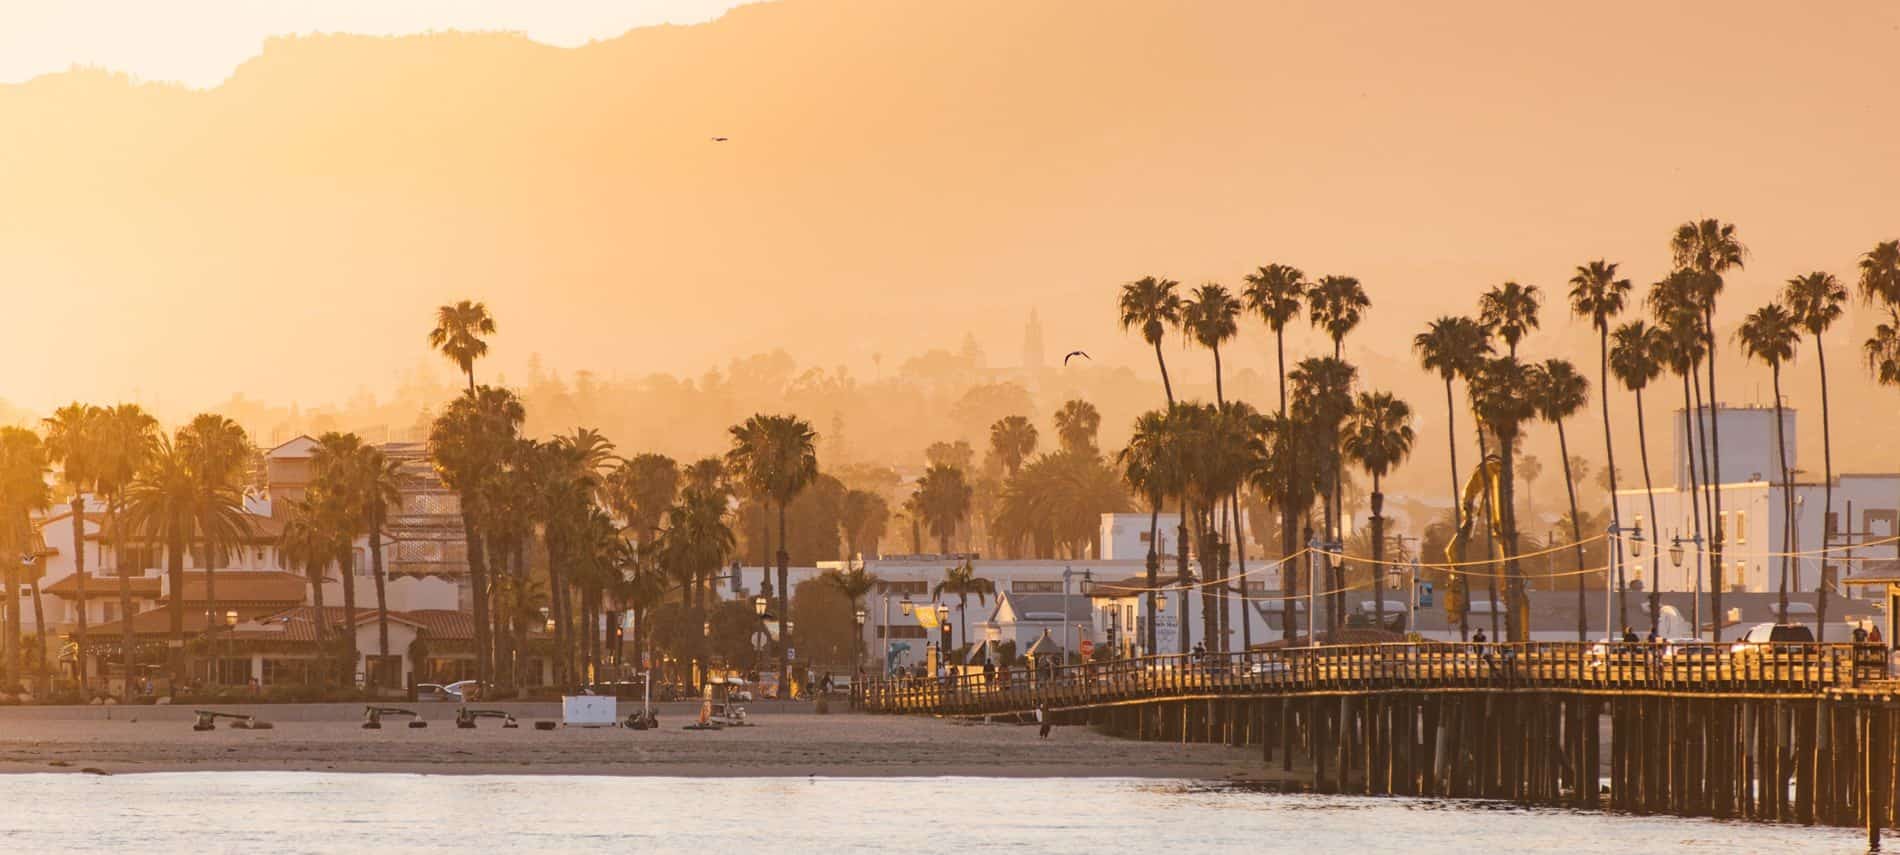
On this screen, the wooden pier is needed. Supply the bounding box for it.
[857,642,1899,840]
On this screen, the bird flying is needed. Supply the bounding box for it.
[710,136,730,142]
[1063,350,1091,365]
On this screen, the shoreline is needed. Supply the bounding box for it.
[0,710,1291,781]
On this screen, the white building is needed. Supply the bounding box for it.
[1613,404,1898,599]
[1098,513,1183,560]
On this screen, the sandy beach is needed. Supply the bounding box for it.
[0,705,1272,779]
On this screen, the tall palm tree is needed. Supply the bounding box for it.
[1052,400,1102,456]
[310,431,372,680]
[1341,391,1415,630]
[1671,218,1746,641]
[1254,410,1325,643]
[1118,276,1183,404]
[932,559,995,656]
[0,428,51,689]
[1413,316,1492,638]
[178,414,252,684]
[1783,270,1847,639]
[1570,260,1632,607]
[1306,275,1369,360]
[1469,357,1536,640]
[1480,281,1542,357]
[1120,408,1185,654]
[1181,282,1244,642]
[96,404,157,687]
[42,403,104,687]
[912,464,973,554]
[278,493,343,682]
[605,453,680,544]
[1243,264,1308,413]
[120,433,250,685]
[428,300,497,394]
[1528,359,1593,639]
[1610,321,1669,634]
[428,386,525,685]
[725,414,818,693]
[1651,272,1712,634]
[1736,304,1801,623]
[1289,356,1357,632]
[987,416,1038,477]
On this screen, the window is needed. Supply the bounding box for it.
[1011,581,1061,593]
[1716,512,1727,544]
[1733,511,1746,544]
[1826,511,1840,537]
[877,625,928,639]
[876,581,927,596]
[1138,531,1152,543]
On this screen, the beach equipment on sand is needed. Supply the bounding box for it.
[363,706,428,729]
[192,710,272,731]
[455,708,519,729]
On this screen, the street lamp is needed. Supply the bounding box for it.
[753,595,768,617]
[1605,520,1644,642]
[853,607,867,676]
[1671,531,1705,638]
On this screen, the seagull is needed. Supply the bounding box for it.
[710,136,730,142]
[1063,350,1090,366]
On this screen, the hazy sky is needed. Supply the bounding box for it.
[0,1,755,86]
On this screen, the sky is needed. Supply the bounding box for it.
[0,1,755,86]
[1,0,1898,480]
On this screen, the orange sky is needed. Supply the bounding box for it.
[1,0,1897,448]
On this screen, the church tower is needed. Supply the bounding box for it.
[1022,309,1045,372]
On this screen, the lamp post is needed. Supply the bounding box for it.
[1606,521,1644,641]
[853,607,867,677]
[1670,531,1704,640]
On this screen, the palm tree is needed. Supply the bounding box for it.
[97,404,158,687]
[1053,400,1102,455]
[1118,276,1183,404]
[1480,281,1542,357]
[310,432,372,680]
[725,414,819,694]
[1737,303,1801,623]
[278,494,343,682]
[1469,356,1536,640]
[932,559,995,656]
[1651,270,1713,630]
[120,432,250,685]
[1671,218,1746,641]
[987,416,1038,477]
[1570,260,1633,613]
[821,565,881,673]
[428,300,497,394]
[1528,359,1593,639]
[1306,275,1369,360]
[179,413,252,684]
[1119,408,1185,653]
[1182,283,1242,401]
[1243,263,1309,415]
[312,437,402,667]
[839,490,889,560]
[605,453,680,544]
[428,386,525,684]
[1783,271,1847,639]
[1255,410,1325,643]
[1341,391,1415,630]
[659,483,735,685]
[1290,356,1357,632]
[0,428,51,689]
[912,464,974,554]
[1413,316,1492,638]
[42,403,103,687]
[1610,321,1669,634]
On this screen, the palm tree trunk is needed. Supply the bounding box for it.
[166,527,185,686]
[204,544,218,686]
[1703,310,1726,642]
[1814,335,1835,641]
[512,541,528,691]
[338,545,359,687]
[1635,386,1662,636]
[113,497,135,694]
[29,559,48,696]
[1497,436,1525,641]
[1597,327,1625,633]
[2,546,18,690]
[461,505,491,686]
[1144,504,1159,654]
[1154,340,1175,405]
[1445,378,1470,641]
[1176,518,1191,654]
[370,509,389,660]
[1681,371,1707,638]
[1772,364,1792,624]
[70,496,88,689]
[1197,506,1218,652]
[1231,490,1251,650]
[777,500,790,698]
[1554,422,1586,640]
[307,560,331,684]
[1281,504,1299,644]
[1475,430,1501,641]
[1370,481,1386,630]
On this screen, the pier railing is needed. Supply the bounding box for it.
[855,641,1890,715]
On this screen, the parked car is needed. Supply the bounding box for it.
[584,680,650,700]
[1730,623,1816,665]
[443,679,485,702]
[416,683,457,702]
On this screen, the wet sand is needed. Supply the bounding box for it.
[0,710,1279,779]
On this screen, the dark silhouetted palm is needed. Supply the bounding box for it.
[428,300,497,394]
[1784,270,1847,639]
[1737,303,1801,623]
[988,416,1038,477]
[1119,276,1183,404]
[1529,359,1592,639]
[1342,391,1414,630]
[1610,320,1668,633]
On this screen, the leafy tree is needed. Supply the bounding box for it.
[1670,218,1746,641]
[428,300,497,393]
[1610,320,1669,632]
[987,416,1038,477]
[1342,391,1414,630]
[1528,360,1592,638]
[1480,281,1542,357]
[1118,275,1183,404]
[1053,400,1102,455]
[726,413,819,691]
[1736,303,1801,623]
[42,403,104,686]
[912,464,973,554]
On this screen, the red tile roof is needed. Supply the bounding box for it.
[42,574,161,599]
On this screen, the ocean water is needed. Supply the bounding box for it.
[0,773,1868,853]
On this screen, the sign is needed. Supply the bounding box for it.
[1080,639,1094,658]
[787,647,797,661]
[1418,582,1434,609]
